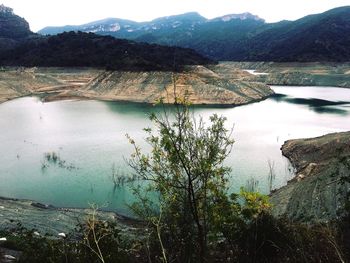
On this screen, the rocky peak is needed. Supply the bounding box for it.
[213,12,265,23]
[0,4,32,39]
[0,4,13,14]
[152,12,207,24]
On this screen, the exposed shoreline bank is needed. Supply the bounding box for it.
[0,196,142,236]
[2,62,350,106]
[270,131,350,222]
[0,65,274,106]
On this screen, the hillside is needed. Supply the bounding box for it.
[0,4,32,39]
[0,5,214,71]
[242,6,350,62]
[0,31,214,71]
[39,6,350,62]
[0,4,34,51]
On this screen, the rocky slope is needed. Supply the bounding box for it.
[0,66,273,105]
[270,132,350,222]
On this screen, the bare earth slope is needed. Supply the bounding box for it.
[0,68,101,103]
[0,66,273,105]
[78,65,272,105]
[2,62,350,105]
[270,132,350,222]
[230,62,350,88]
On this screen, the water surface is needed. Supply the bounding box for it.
[0,86,349,214]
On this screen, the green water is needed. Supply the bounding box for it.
[0,86,349,215]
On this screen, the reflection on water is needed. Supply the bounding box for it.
[0,86,349,214]
[271,94,350,115]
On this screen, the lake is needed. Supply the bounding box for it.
[0,86,349,215]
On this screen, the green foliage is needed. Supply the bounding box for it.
[210,188,271,247]
[128,102,235,261]
[223,213,348,263]
[2,214,349,263]
[127,101,282,261]
[125,100,350,262]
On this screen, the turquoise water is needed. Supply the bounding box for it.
[0,86,349,215]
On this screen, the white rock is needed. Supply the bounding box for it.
[34,231,40,236]
[58,232,66,238]
[297,174,305,181]
[4,255,16,260]
[0,237,7,241]
[0,206,5,209]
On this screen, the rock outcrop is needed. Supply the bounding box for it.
[0,4,31,39]
[0,4,33,53]
[270,131,350,222]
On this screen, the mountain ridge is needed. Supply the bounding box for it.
[38,6,350,62]
[38,11,262,34]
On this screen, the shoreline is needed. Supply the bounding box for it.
[1,131,350,233]
[1,92,272,108]
[0,65,274,107]
[0,196,143,236]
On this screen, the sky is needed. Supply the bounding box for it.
[2,0,350,32]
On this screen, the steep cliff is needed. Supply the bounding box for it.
[270,132,350,222]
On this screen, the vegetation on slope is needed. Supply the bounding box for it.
[0,31,215,71]
[0,5,215,71]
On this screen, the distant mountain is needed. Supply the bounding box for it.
[0,31,214,70]
[39,7,350,62]
[0,4,34,50]
[39,12,210,41]
[240,6,350,62]
[0,5,214,70]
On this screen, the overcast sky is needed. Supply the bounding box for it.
[2,0,350,32]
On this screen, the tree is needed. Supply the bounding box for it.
[127,100,235,262]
